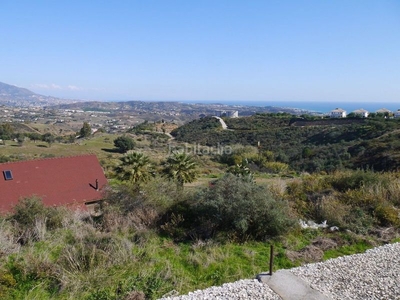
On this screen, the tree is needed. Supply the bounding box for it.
[42,133,55,147]
[162,152,198,189]
[27,132,41,143]
[79,122,92,138]
[68,134,76,143]
[0,123,13,140]
[14,133,25,146]
[114,152,154,185]
[114,136,135,153]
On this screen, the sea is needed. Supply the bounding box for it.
[179,100,400,114]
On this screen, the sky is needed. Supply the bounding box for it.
[0,0,399,102]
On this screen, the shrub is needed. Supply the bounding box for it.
[374,203,400,227]
[101,178,186,233]
[184,174,294,241]
[0,271,17,298]
[263,161,289,173]
[114,136,135,153]
[0,220,20,257]
[319,194,352,228]
[329,170,387,192]
[285,175,332,220]
[11,196,49,228]
[9,197,66,244]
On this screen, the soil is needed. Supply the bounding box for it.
[286,237,338,264]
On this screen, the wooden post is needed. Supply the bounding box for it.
[269,245,274,275]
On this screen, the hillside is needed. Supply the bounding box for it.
[0,125,399,298]
[0,81,78,107]
[0,82,34,97]
[171,114,400,172]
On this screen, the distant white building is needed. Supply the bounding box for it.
[352,108,369,118]
[330,108,347,118]
[376,108,392,115]
[394,110,400,118]
[214,110,239,118]
[227,110,239,118]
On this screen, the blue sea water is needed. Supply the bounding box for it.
[180,100,400,114]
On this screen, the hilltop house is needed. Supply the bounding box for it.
[0,155,107,213]
[376,108,392,115]
[329,108,347,118]
[394,110,400,118]
[352,108,369,118]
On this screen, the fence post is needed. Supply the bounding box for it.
[269,245,274,275]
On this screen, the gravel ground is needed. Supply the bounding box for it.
[159,242,400,300]
[290,242,400,300]
[159,279,282,300]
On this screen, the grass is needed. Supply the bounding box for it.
[323,240,373,260]
[0,134,117,161]
[0,132,291,186]
[1,230,299,299]
[1,132,400,299]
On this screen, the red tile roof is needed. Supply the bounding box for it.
[0,154,108,213]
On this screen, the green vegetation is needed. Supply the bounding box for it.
[172,114,400,172]
[187,174,294,241]
[114,152,155,185]
[1,114,400,299]
[79,122,92,138]
[113,136,135,153]
[162,152,198,189]
[1,168,399,299]
[0,123,13,140]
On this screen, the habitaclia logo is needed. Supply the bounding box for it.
[168,143,232,155]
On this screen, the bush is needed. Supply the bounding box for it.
[114,136,135,153]
[11,196,49,228]
[101,178,186,233]
[374,203,400,227]
[0,220,20,257]
[263,161,289,173]
[0,271,17,298]
[329,170,387,192]
[179,174,294,241]
[319,194,352,228]
[9,197,66,244]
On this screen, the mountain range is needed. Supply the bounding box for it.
[0,81,79,107]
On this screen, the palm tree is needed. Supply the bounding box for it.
[162,152,198,189]
[114,152,154,185]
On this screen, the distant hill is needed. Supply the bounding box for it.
[171,114,400,172]
[0,82,34,97]
[0,81,79,107]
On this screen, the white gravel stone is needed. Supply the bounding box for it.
[290,242,400,300]
[159,242,400,300]
[159,279,282,300]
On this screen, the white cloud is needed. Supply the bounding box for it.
[31,83,81,90]
[31,83,51,89]
[50,83,62,89]
[31,83,62,90]
[67,85,81,90]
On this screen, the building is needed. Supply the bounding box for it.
[228,110,239,118]
[394,110,400,118]
[329,108,347,118]
[214,110,239,118]
[352,108,369,118]
[376,108,392,117]
[0,155,107,213]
